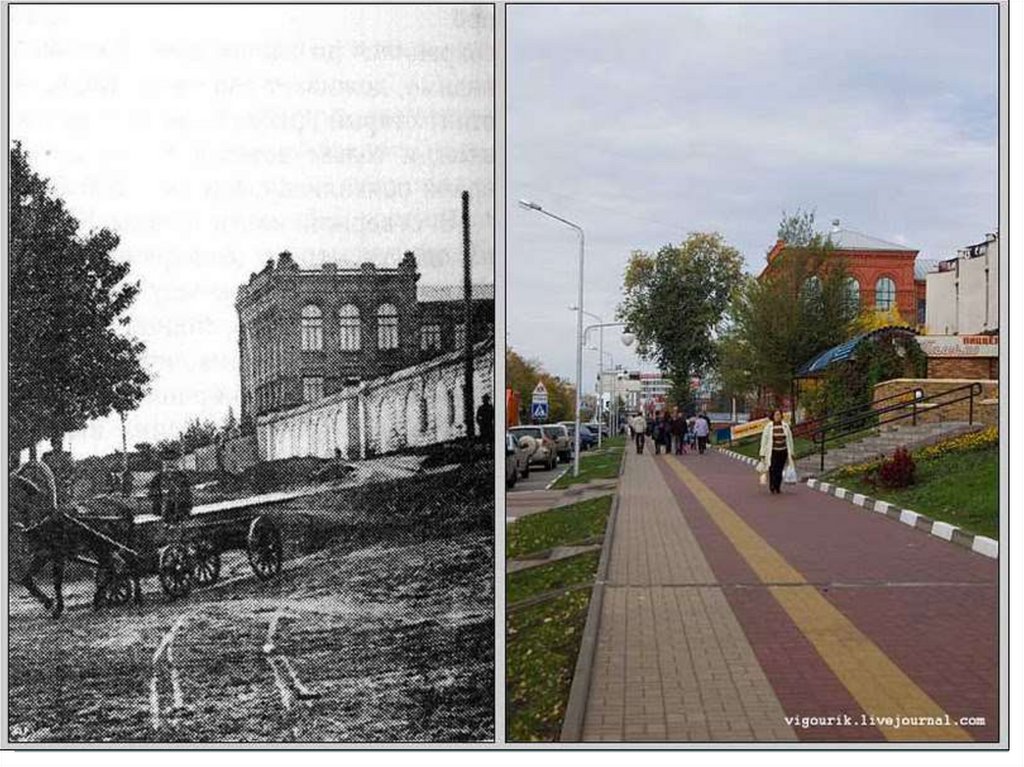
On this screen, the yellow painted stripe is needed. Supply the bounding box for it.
[664,457,972,742]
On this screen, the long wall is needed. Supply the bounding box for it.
[255,340,494,461]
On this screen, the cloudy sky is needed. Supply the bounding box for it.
[507,3,999,387]
[11,4,493,458]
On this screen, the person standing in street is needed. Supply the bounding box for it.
[671,409,687,455]
[693,411,710,454]
[476,393,494,443]
[759,409,796,494]
[652,413,664,455]
[631,412,647,454]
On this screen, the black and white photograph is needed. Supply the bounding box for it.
[6,3,495,744]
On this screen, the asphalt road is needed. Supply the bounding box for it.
[7,470,494,744]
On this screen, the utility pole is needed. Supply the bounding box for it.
[462,190,475,440]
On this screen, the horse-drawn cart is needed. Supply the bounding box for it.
[89,497,288,605]
[11,461,321,614]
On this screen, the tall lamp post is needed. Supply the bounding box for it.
[571,307,604,447]
[520,199,586,477]
[584,321,635,442]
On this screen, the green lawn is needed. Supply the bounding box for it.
[551,439,624,489]
[827,446,998,539]
[507,550,601,606]
[507,588,592,742]
[507,495,612,559]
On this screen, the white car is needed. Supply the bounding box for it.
[508,426,558,471]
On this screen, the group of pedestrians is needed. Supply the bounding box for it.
[628,409,712,456]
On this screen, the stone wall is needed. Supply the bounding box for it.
[926,356,998,381]
[256,340,494,461]
[873,378,998,427]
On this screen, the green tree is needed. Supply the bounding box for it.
[9,142,149,456]
[617,232,744,408]
[506,349,576,423]
[777,207,817,247]
[727,237,858,415]
[179,418,219,454]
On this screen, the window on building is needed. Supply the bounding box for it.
[421,324,441,351]
[454,323,466,348]
[447,389,456,425]
[301,305,323,351]
[875,277,896,311]
[801,275,821,299]
[917,298,926,326]
[339,304,361,351]
[303,376,324,403]
[377,304,398,349]
[844,277,860,312]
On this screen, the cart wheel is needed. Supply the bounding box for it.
[192,539,221,587]
[96,553,135,606]
[247,516,283,581]
[159,543,194,599]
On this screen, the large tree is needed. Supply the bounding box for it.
[617,232,744,408]
[726,236,859,414]
[9,142,149,456]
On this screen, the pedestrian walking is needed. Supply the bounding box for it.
[693,411,710,454]
[671,410,687,455]
[631,412,647,454]
[652,413,663,455]
[758,409,796,494]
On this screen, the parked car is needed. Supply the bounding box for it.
[586,420,610,438]
[508,426,558,470]
[505,432,532,488]
[559,421,597,451]
[540,424,572,463]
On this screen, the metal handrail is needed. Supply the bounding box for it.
[811,382,984,471]
[793,386,924,438]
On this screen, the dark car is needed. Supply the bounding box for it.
[560,421,597,451]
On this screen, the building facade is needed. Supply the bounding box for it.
[924,233,999,337]
[236,250,493,428]
[761,222,924,324]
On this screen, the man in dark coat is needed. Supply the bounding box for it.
[476,394,494,442]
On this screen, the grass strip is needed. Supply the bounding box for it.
[507,550,601,606]
[552,442,622,491]
[506,495,612,559]
[827,446,998,539]
[506,588,592,742]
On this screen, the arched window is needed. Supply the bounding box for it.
[378,304,398,349]
[301,305,323,351]
[801,276,821,299]
[844,277,860,311]
[339,304,361,351]
[875,277,896,311]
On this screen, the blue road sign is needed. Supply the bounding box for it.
[531,402,549,421]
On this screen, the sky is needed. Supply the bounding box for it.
[507,3,999,389]
[10,4,494,459]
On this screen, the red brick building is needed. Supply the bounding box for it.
[761,222,926,325]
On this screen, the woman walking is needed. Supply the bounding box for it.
[759,409,796,494]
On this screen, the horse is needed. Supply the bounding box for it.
[10,461,143,618]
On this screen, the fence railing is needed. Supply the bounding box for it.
[810,382,983,472]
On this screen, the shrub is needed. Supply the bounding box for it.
[878,446,916,489]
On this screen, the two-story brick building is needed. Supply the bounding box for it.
[236,249,493,428]
[761,221,926,325]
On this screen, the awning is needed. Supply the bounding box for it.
[795,326,918,378]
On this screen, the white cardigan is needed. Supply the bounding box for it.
[759,421,795,464]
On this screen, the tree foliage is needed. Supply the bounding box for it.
[616,233,744,405]
[9,142,149,453]
[776,207,818,247]
[725,238,859,409]
[506,348,578,423]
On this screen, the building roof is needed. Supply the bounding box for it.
[417,283,494,302]
[914,259,942,280]
[795,326,918,378]
[827,228,915,252]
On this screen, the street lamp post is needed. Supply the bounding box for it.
[520,200,585,477]
[572,307,604,448]
[583,321,635,443]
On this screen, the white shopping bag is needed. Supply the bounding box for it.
[783,463,798,484]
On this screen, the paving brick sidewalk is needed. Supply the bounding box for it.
[581,448,796,742]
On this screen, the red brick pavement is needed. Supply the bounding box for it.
[656,451,999,742]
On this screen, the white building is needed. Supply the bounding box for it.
[597,370,672,413]
[925,233,999,336]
